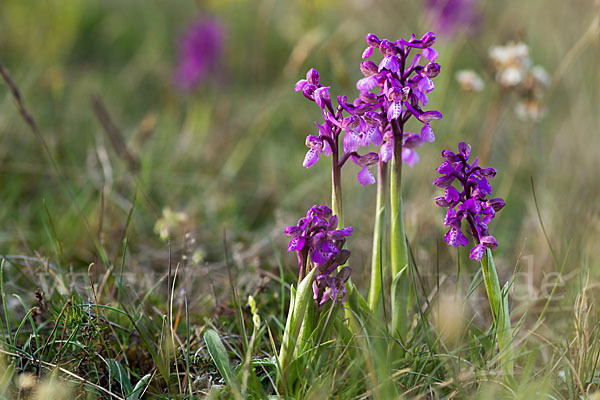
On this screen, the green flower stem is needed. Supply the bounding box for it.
[480,248,514,378]
[368,160,387,312]
[390,123,410,339]
[331,148,343,228]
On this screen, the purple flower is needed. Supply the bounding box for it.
[425,0,482,38]
[359,32,443,165]
[174,17,225,91]
[378,130,424,167]
[433,142,505,261]
[285,205,353,305]
[294,31,442,186]
[351,152,379,186]
[294,69,379,185]
[303,135,331,168]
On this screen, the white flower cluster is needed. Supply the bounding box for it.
[455,69,485,92]
[489,42,550,121]
[489,42,532,87]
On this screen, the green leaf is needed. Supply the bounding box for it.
[204,329,237,389]
[278,267,317,388]
[390,265,407,337]
[347,284,370,321]
[127,374,151,400]
[107,359,133,396]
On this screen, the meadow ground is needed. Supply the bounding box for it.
[0,0,600,398]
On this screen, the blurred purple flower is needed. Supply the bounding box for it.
[174,17,225,91]
[433,142,505,261]
[425,0,482,38]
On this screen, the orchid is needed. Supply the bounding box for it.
[433,142,505,260]
[284,205,353,305]
[294,32,442,187]
[358,32,442,167]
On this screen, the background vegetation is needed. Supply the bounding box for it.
[0,0,599,398]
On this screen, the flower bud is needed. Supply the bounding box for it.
[423,62,441,78]
[335,249,351,265]
[316,205,333,217]
[358,152,380,166]
[433,175,455,188]
[435,196,450,207]
[420,32,436,47]
[335,267,352,285]
[480,235,498,251]
[458,141,471,159]
[480,167,497,178]
[302,84,317,101]
[306,68,320,85]
[418,110,443,123]
[364,110,384,125]
[379,39,397,56]
[487,197,506,212]
[441,149,460,162]
[341,116,361,131]
[403,133,422,149]
[284,226,302,236]
[366,33,380,47]
[360,60,378,76]
[305,135,323,150]
[360,92,379,104]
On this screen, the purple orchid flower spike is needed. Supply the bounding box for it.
[433,142,505,261]
[294,31,442,188]
[358,31,443,167]
[285,205,353,305]
[294,68,381,185]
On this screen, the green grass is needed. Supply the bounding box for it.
[1,0,600,398]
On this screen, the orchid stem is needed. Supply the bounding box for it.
[332,148,344,228]
[480,248,513,380]
[368,160,387,312]
[390,122,410,339]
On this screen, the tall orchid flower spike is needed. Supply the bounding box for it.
[357,32,442,167]
[294,31,443,185]
[352,31,445,336]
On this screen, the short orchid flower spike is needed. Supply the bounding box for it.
[285,205,353,304]
[433,142,505,261]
